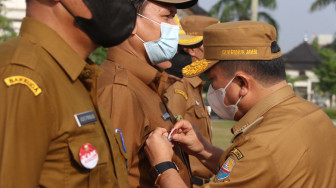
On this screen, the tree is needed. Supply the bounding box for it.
[209,0,279,32]
[0,0,16,42]
[313,48,336,107]
[310,0,336,12]
[89,47,107,66]
[286,74,308,87]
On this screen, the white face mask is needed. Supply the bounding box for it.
[207,77,242,120]
[135,14,179,65]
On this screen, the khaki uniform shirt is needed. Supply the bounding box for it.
[204,86,336,187]
[165,77,213,180]
[0,17,128,188]
[97,47,191,187]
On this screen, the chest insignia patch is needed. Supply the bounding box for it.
[161,112,171,121]
[217,157,235,181]
[74,110,97,127]
[174,89,188,100]
[4,76,42,96]
[230,147,244,160]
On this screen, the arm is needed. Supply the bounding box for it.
[165,81,187,118]
[0,73,52,187]
[98,84,145,173]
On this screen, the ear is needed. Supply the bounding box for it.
[235,72,250,97]
[186,48,196,57]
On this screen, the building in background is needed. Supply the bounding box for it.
[283,39,336,108]
[310,32,335,47]
[284,42,322,103]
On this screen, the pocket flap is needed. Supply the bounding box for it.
[68,137,108,168]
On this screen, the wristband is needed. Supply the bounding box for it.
[152,161,179,185]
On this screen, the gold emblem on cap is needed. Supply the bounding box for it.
[182,59,211,76]
[179,36,203,45]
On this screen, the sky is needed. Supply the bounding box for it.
[198,0,336,53]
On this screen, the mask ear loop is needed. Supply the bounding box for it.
[59,1,77,18]
[224,76,242,105]
[235,96,242,105]
[224,76,236,90]
[135,13,160,43]
[137,13,161,25]
[135,34,145,43]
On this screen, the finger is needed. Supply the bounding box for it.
[148,131,154,138]
[171,131,187,143]
[152,127,168,136]
[173,120,192,131]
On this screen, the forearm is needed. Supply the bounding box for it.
[195,139,224,174]
[157,169,188,188]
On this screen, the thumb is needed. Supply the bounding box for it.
[171,130,187,144]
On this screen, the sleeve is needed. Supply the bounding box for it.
[97,82,146,175]
[0,70,53,187]
[203,139,279,188]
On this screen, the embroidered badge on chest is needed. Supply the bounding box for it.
[217,157,235,181]
[174,89,188,100]
[74,110,97,127]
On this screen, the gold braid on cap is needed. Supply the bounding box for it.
[179,36,203,45]
[182,59,211,76]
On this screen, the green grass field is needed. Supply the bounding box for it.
[210,120,236,151]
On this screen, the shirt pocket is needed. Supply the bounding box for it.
[114,132,128,160]
[194,105,208,119]
[68,136,111,187]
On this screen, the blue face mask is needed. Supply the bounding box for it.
[135,14,179,65]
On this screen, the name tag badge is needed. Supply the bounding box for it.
[74,110,97,127]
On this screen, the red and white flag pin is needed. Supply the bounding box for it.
[79,143,99,169]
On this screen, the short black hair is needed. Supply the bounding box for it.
[217,42,285,86]
[131,0,147,13]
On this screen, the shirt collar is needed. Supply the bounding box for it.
[185,76,203,88]
[19,17,86,81]
[232,85,296,137]
[106,47,159,85]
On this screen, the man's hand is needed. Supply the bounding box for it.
[171,120,205,156]
[172,120,224,174]
[145,128,174,167]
